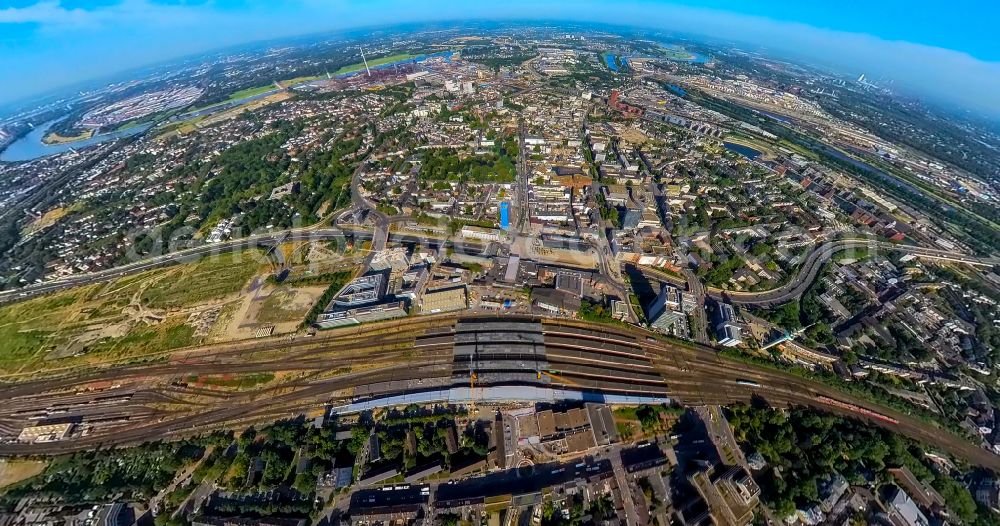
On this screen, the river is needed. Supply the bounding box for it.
[0,119,152,162]
[723,142,763,160]
[814,142,924,195]
[604,54,620,72]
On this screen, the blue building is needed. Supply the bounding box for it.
[500,201,510,230]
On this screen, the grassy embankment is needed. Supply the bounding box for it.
[0,251,264,376]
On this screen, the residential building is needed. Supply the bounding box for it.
[885,486,930,526]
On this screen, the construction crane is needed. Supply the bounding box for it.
[469,371,478,412]
[359,46,372,76]
[537,369,580,387]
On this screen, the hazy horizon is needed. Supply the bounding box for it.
[2,1,999,117]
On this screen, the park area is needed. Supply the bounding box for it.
[0,251,267,376]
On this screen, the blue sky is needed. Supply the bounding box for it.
[661,0,1000,62]
[1,0,999,115]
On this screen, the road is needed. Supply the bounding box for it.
[3,195,993,309]
[0,227,347,305]
[0,221,492,306]
[588,237,636,323]
[349,152,389,254]
[675,249,709,343]
[642,237,997,308]
[1,314,999,473]
[608,443,641,526]
[579,111,637,323]
[0,147,384,306]
[515,119,529,234]
[150,445,215,514]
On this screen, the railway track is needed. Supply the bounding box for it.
[0,314,460,386]
[1,314,998,471]
[0,321,459,399]
[0,359,451,455]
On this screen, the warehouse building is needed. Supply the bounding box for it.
[18,422,74,443]
[420,285,468,314]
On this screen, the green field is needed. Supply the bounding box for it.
[186,73,321,114]
[185,85,277,113]
[661,48,696,61]
[82,320,197,362]
[334,53,419,75]
[140,251,264,309]
[230,74,324,95]
[280,74,325,86]
[224,84,275,102]
[0,251,265,376]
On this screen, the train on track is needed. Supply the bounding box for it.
[816,395,899,425]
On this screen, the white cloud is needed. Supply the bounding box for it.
[0,1,93,26]
[0,0,217,31]
[0,0,998,116]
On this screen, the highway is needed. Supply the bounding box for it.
[588,237,637,323]
[349,153,389,255]
[516,119,529,233]
[0,221,491,306]
[1,314,998,472]
[0,146,387,306]
[0,227,348,305]
[642,237,997,308]
[2,205,993,308]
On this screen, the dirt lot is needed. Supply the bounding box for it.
[224,282,329,338]
[0,460,48,489]
[613,123,649,145]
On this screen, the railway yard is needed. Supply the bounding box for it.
[2,314,998,473]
